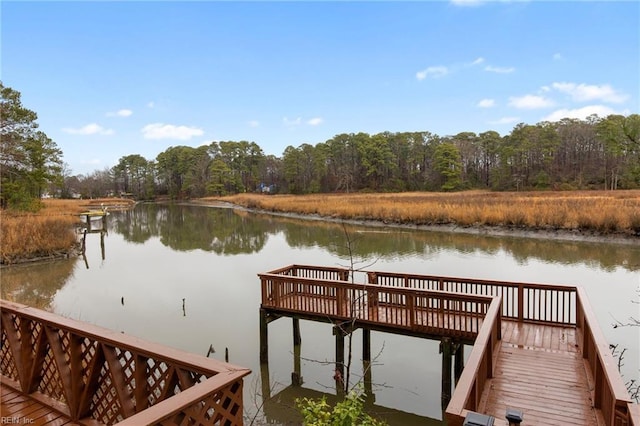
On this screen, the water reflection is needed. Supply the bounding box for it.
[1,259,77,310]
[112,204,639,272]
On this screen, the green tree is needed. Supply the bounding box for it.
[433,142,462,191]
[0,82,62,209]
[113,154,153,199]
[597,114,640,189]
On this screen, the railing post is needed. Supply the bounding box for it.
[517,284,524,322]
[408,293,415,329]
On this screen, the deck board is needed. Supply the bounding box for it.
[482,322,600,426]
[0,385,75,426]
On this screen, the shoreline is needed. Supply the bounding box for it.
[186,199,640,246]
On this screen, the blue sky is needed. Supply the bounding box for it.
[2,1,638,176]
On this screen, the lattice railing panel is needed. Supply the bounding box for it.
[91,365,125,424]
[147,358,171,406]
[80,337,99,385]
[164,380,245,426]
[1,300,250,426]
[37,347,67,402]
[0,325,19,381]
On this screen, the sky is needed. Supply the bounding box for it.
[2,1,639,176]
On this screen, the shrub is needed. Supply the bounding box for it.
[296,390,386,426]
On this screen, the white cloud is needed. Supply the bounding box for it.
[508,94,554,109]
[141,123,204,140]
[465,57,486,67]
[553,53,563,61]
[62,123,114,135]
[485,65,515,74]
[147,101,155,108]
[283,117,302,127]
[248,120,260,128]
[551,82,628,103]
[106,109,133,117]
[450,0,484,6]
[307,117,323,126]
[416,66,449,80]
[542,105,626,122]
[489,117,520,125]
[477,98,496,108]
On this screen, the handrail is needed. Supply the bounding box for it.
[576,288,633,426]
[267,264,351,280]
[368,271,577,325]
[445,295,502,424]
[0,300,250,425]
[260,273,494,340]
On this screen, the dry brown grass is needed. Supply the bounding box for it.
[1,198,135,265]
[209,190,640,237]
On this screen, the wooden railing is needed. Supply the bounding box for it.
[367,270,636,426]
[0,300,250,425]
[260,273,496,341]
[444,295,502,426]
[266,264,350,281]
[576,288,633,426]
[367,271,577,325]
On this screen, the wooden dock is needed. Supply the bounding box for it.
[259,265,639,426]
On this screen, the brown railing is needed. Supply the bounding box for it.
[444,296,502,425]
[367,271,577,325]
[0,300,250,425]
[267,264,350,281]
[260,273,495,341]
[576,288,633,426]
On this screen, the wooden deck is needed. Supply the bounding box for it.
[484,321,600,425]
[259,265,639,426]
[1,385,77,426]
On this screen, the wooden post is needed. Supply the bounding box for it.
[362,328,371,362]
[292,340,302,386]
[334,326,345,396]
[363,360,374,405]
[440,337,453,409]
[293,317,301,346]
[100,230,106,260]
[454,342,464,384]
[518,284,524,322]
[260,360,271,403]
[259,309,269,364]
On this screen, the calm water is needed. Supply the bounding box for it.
[2,203,639,424]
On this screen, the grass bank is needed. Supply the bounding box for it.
[0,198,135,265]
[207,190,640,238]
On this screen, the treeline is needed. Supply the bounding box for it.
[72,114,639,200]
[2,81,639,209]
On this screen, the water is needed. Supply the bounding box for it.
[2,203,638,424]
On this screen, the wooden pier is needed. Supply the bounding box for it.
[0,300,250,425]
[258,265,639,426]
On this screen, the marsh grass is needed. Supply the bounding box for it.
[210,190,640,237]
[1,198,134,265]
